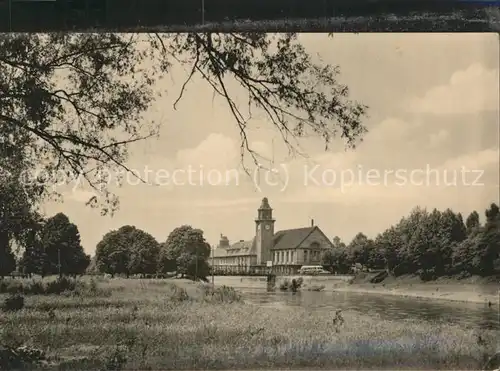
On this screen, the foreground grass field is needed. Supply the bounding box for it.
[0,277,497,370]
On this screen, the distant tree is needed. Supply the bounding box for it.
[373,227,402,274]
[0,239,16,278]
[450,204,500,277]
[331,236,346,249]
[18,219,49,277]
[433,209,468,275]
[40,213,90,277]
[485,203,499,223]
[128,230,160,276]
[406,208,453,279]
[395,207,429,274]
[465,211,481,235]
[346,233,374,268]
[335,202,499,280]
[367,245,386,270]
[471,203,500,276]
[322,247,350,274]
[95,225,159,277]
[96,232,130,278]
[0,177,43,278]
[160,225,211,280]
[452,228,482,277]
[157,242,176,275]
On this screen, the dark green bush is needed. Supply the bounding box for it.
[202,285,241,303]
[2,293,24,312]
[0,277,110,297]
[0,344,46,369]
[45,276,76,294]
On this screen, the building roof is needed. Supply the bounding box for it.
[213,226,332,258]
[226,238,256,255]
[271,226,316,251]
[212,247,228,258]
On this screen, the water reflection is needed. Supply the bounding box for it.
[239,287,499,330]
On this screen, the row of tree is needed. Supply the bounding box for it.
[2,188,497,282]
[0,196,212,280]
[0,211,90,278]
[322,202,500,280]
[92,225,211,279]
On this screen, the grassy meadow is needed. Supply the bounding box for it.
[0,276,497,370]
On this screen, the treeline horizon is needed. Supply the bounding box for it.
[2,200,499,282]
[0,0,488,31]
[322,201,500,280]
[1,213,90,279]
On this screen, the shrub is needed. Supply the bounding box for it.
[307,284,325,291]
[279,280,289,291]
[203,285,242,303]
[45,276,77,294]
[169,285,190,302]
[418,269,437,282]
[103,346,128,371]
[0,280,23,294]
[0,344,47,369]
[0,277,111,297]
[29,280,45,295]
[278,277,303,291]
[15,345,46,365]
[2,294,24,312]
[71,278,111,298]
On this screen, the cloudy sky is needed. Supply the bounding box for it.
[42,33,499,255]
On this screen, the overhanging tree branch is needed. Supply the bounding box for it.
[0,33,368,216]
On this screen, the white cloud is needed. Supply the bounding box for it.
[408,64,499,114]
[279,148,499,207]
[355,118,417,157]
[176,133,240,171]
[174,133,242,184]
[429,129,449,147]
[367,118,412,142]
[175,197,261,209]
[249,140,273,162]
[281,183,411,206]
[440,148,499,172]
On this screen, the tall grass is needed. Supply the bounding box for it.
[0,278,496,370]
[0,277,111,297]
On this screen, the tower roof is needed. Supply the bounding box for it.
[259,197,271,209]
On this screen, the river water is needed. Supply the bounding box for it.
[213,276,500,330]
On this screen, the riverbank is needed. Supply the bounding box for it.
[213,274,500,305]
[1,277,496,370]
[333,274,500,305]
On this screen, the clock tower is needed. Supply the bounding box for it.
[255,197,275,265]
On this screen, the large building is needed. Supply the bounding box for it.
[210,197,334,274]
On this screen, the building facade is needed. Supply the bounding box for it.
[210,197,333,274]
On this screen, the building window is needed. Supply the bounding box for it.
[274,252,278,263]
[304,250,308,262]
[286,251,289,263]
[281,251,284,262]
[291,251,294,263]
